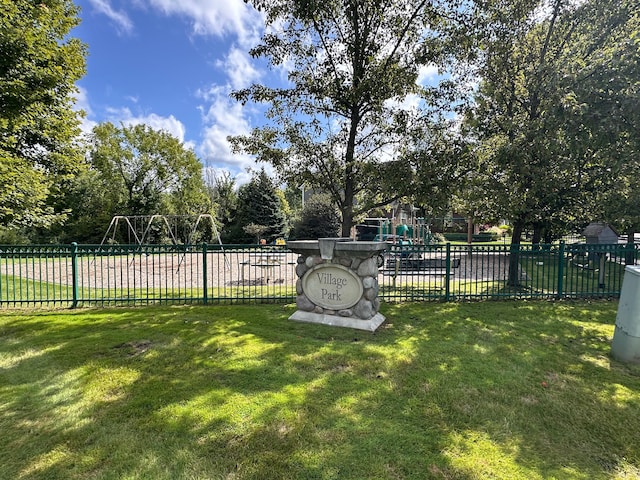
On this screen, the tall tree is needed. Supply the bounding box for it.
[86,122,211,217]
[466,0,579,245]
[567,0,640,259]
[66,122,212,242]
[0,0,86,229]
[230,0,467,237]
[465,0,638,279]
[223,169,287,244]
[468,0,632,237]
[204,169,238,230]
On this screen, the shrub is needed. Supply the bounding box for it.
[289,194,341,240]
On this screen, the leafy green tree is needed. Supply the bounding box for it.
[231,0,468,237]
[87,122,210,216]
[290,194,341,240]
[0,0,86,230]
[65,122,211,242]
[567,0,640,256]
[465,0,638,278]
[283,183,303,216]
[466,0,575,245]
[223,170,287,244]
[409,126,476,222]
[204,169,238,230]
[56,169,123,243]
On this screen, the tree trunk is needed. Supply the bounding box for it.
[341,104,360,238]
[532,223,542,249]
[341,197,353,238]
[508,221,525,286]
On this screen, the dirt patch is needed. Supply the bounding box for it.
[113,340,153,356]
[8,250,300,289]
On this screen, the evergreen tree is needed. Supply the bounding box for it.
[223,170,287,244]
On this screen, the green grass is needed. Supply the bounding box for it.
[0,274,75,305]
[2,301,640,479]
[517,252,626,294]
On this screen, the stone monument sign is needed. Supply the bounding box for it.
[287,238,388,331]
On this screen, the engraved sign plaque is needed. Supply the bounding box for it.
[302,264,363,310]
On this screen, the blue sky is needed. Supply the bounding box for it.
[73,0,270,184]
[72,0,443,185]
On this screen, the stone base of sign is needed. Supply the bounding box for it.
[287,238,389,332]
[289,310,386,332]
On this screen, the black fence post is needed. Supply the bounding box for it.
[557,241,565,299]
[71,242,79,308]
[445,243,451,302]
[202,242,208,305]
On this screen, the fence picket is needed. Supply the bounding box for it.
[0,242,637,308]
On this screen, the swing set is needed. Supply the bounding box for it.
[98,214,229,271]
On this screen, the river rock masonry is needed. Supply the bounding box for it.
[286,238,388,332]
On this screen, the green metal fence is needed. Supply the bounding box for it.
[0,242,636,308]
[378,242,635,302]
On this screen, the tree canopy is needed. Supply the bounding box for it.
[204,169,238,232]
[62,122,211,243]
[569,0,640,240]
[289,193,341,240]
[231,0,469,236]
[464,0,639,244]
[0,0,86,229]
[87,123,210,215]
[222,169,287,244]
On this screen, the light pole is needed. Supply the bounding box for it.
[299,184,305,209]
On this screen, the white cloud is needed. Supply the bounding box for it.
[196,86,256,172]
[86,0,134,35]
[73,86,98,134]
[73,87,192,145]
[142,0,263,48]
[417,64,440,86]
[105,107,190,146]
[217,47,261,91]
[74,86,92,116]
[86,0,263,46]
[390,94,422,113]
[82,0,266,179]
[203,166,252,189]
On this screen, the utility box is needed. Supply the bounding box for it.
[611,266,640,363]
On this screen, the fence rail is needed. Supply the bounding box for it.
[0,242,636,308]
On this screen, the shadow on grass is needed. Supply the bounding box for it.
[1,301,639,479]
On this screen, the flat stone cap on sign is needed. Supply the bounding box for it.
[287,239,388,259]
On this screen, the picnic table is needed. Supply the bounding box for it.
[239,251,291,283]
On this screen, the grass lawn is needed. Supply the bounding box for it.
[1,301,639,479]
